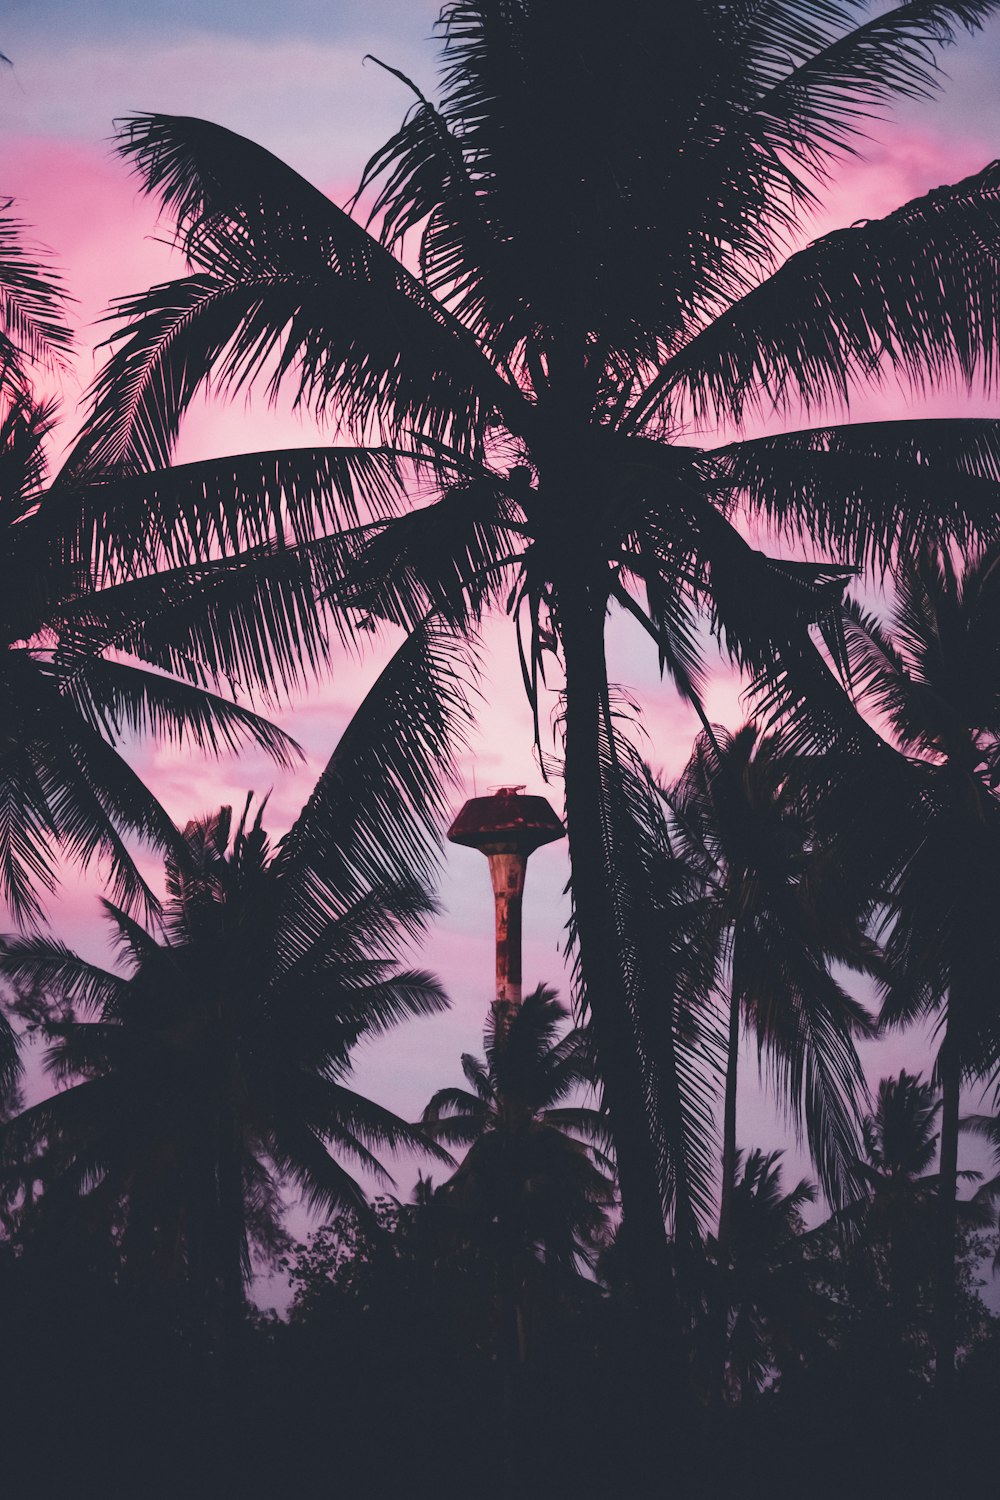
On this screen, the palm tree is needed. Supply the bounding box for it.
[70,1,1000,1318]
[0,671,459,1346]
[958,1105,1000,1269]
[837,547,1000,1393]
[714,1148,827,1403]
[420,985,613,1491]
[421,986,614,1281]
[0,387,314,931]
[849,1073,942,1327]
[663,723,874,1254]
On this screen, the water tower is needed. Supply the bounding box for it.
[448,787,565,1029]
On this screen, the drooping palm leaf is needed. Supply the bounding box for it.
[275,617,478,968]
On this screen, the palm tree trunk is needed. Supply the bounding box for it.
[935,1018,960,1404]
[718,979,740,1254]
[558,581,679,1352]
[711,975,741,1412]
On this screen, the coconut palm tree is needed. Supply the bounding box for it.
[837,547,1000,1393]
[0,654,461,1346]
[421,986,614,1278]
[714,1148,829,1403]
[70,0,1000,1319]
[848,1073,942,1321]
[0,387,315,932]
[664,723,875,1255]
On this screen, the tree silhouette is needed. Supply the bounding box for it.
[421,986,614,1495]
[849,1073,942,1344]
[421,986,614,1281]
[663,723,874,1247]
[0,679,460,1346]
[837,550,1000,1393]
[71,0,1000,1326]
[714,1148,829,1403]
[0,217,374,939]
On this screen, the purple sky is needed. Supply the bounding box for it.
[4,3,1000,1290]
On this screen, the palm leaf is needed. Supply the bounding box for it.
[79,113,527,472]
[274,619,477,966]
[711,417,1000,573]
[0,210,74,376]
[636,161,1000,427]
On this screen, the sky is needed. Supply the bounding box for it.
[4,1,1000,1293]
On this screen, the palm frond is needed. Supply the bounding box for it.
[711,417,1000,573]
[0,210,74,377]
[79,113,527,472]
[47,652,300,767]
[275,619,477,965]
[584,710,725,1239]
[0,933,126,1017]
[57,445,411,576]
[637,161,1000,427]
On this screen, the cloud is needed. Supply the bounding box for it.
[1,31,428,191]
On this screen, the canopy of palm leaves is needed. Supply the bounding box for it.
[834,548,1000,1384]
[0,216,367,934]
[958,1106,1000,1267]
[421,986,614,1273]
[847,1072,942,1278]
[838,549,1000,1148]
[70,0,1000,1288]
[714,1148,830,1401]
[0,740,455,1328]
[826,1072,997,1385]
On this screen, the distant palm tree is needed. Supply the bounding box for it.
[714,1148,826,1403]
[72,0,1000,1321]
[850,1073,942,1318]
[421,987,614,1282]
[831,1072,997,1386]
[663,723,874,1253]
[0,682,456,1345]
[838,551,1000,1391]
[958,1106,1000,1269]
[420,985,613,1497]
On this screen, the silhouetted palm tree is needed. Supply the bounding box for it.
[73,0,1000,1315]
[0,387,311,930]
[422,987,614,1278]
[851,1073,941,1316]
[958,1105,1000,1269]
[0,679,456,1345]
[714,1148,827,1403]
[664,723,874,1249]
[421,985,612,1493]
[839,548,1000,1392]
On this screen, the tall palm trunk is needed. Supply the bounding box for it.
[558,580,678,1349]
[718,973,741,1255]
[711,972,741,1411]
[935,1018,960,1403]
